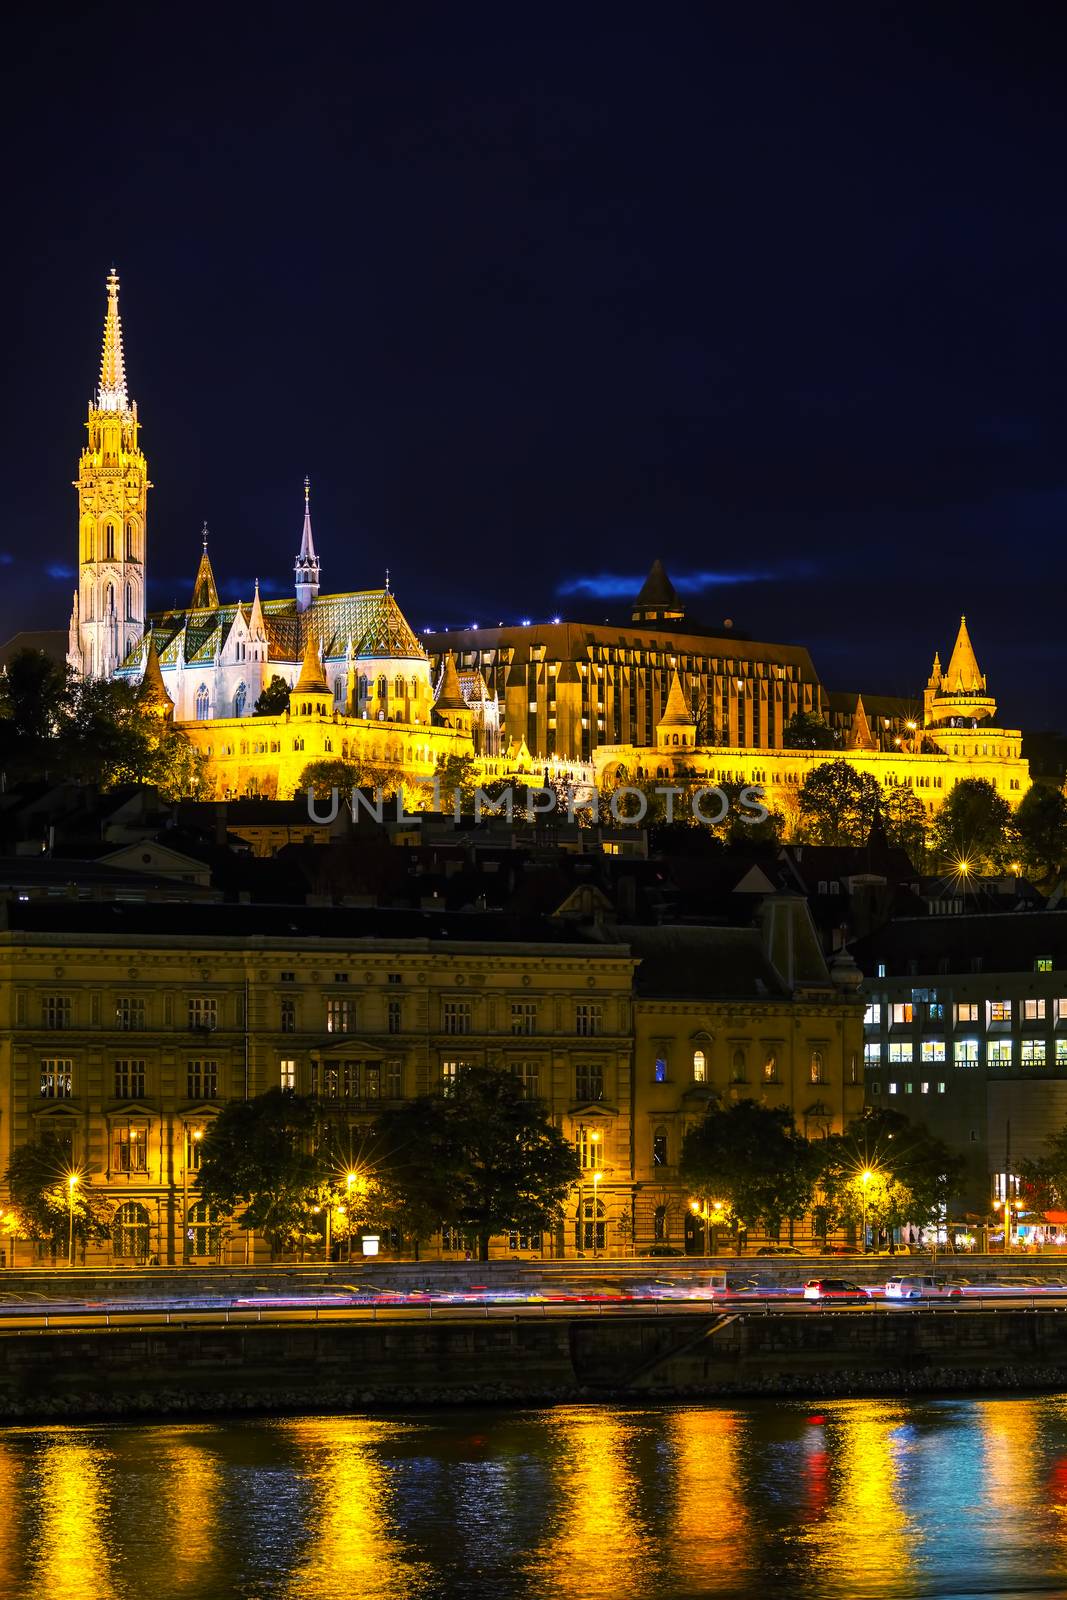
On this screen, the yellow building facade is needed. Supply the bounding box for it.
[0,904,636,1264]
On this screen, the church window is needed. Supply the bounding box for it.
[125,582,133,620]
[293,738,304,752]
[106,583,115,613]
[334,678,344,701]
[124,523,134,560]
[359,673,369,696]
[195,684,210,720]
[395,676,405,697]
[233,683,247,717]
[377,675,387,699]
[105,523,116,560]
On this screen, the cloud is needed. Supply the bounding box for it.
[46,563,75,580]
[557,561,818,598]
[0,553,14,566]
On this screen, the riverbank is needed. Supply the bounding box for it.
[4,1304,1067,1422]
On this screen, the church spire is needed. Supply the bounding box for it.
[97,267,128,413]
[191,523,219,610]
[295,476,321,612]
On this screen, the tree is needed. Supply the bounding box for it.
[373,1068,580,1260]
[5,1137,110,1258]
[783,711,841,750]
[1021,1123,1067,1216]
[932,777,1013,873]
[435,753,481,814]
[881,787,928,863]
[254,675,291,715]
[1014,784,1067,887]
[679,1101,818,1239]
[196,1089,326,1258]
[797,761,881,846]
[817,1107,965,1239]
[299,758,367,801]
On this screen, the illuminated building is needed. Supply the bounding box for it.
[0,901,634,1263]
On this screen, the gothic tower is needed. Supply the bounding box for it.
[294,477,320,612]
[67,270,150,679]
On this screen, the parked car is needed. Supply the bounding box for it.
[756,1246,802,1256]
[645,1245,684,1257]
[803,1279,870,1302]
[820,1246,860,1256]
[884,1275,963,1301]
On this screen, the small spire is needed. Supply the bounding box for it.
[385,567,390,594]
[434,651,468,712]
[295,477,321,612]
[191,527,219,610]
[202,520,209,551]
[97,267,129,412]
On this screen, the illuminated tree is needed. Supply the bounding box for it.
[680,1101,818,1238]
[5,1138,109,1258]
[196,1089,325,1258]
[1014,784,1067,887]
[782,711,841,750]
[253,675,291,715]
[798,761,881,845]
[931,777,1013,873]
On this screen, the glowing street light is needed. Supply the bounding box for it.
[67,1173,79,1268]
[860,1168,874,1253]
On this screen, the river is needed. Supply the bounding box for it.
[0,1396,1062,1599]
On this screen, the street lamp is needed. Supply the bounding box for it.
[345,1170,359,1263]
[591,1170,603,1259]
[67,1173,79,1268]
[183,1126,202,1264]
[860,1168,873,1253]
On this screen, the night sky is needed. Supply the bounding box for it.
[3,4,1066,724]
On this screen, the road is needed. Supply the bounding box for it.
[1,1278,1066,1333]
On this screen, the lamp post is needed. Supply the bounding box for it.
[581,1131,602,1257]
[67,1173,79,1268]
[345,1171,358,1263]
[183,1127,202,1264]
[591,1170,603,1259]
[860,1169,873,1253]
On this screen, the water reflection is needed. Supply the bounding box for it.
[26,1433,115,1600]
[3,1396,1067,1598]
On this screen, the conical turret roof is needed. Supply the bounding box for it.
[294,631,329,695]
[434,651,468,712]
[191,525,219,611]
[658,668,695,727]
[943,616,985,693]
[634,559,680,612]
[136,636,173,716]
[97,267,129,412]
[354,592,428,660]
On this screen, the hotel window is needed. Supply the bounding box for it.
[654,1057,667,1083]
[114,1059,145,1099]
[40,1059,72,1099]
[116,997,146,1031]
[187,1060,219,1099]
[877,964,887,978]
[42,996,72,1030]
[762,1052,777,1082]
[577,1125,604,1170]
[904,1081,914,1095]
[937,1082,947,1094]
[987,1000,1012,1025]
[888,1042,913,1064]
[864,1042,881,1065]
[954,1039,980,1066]
[280,998,296,1033]
[387,999,402,1034]
[188,997,218,1032]
[113,1124,147,1174]
[809,1050,825,1084]
[920,1081,930,1095]
[279,1059,296,1090]
[364,1064,381,1100]
[1022,998,1047,1022]
[890,1003,913,1025]
[652,1131,668,1167]
[692,1048,707,1083]
[955,1002,979,1024]
[987,1040,1013,1067]
[928,1002,945,1021]
[863,1002,881,1026]
[1021,1039,1047,1067]
[326,998,352,1034]
[509,1061,540,1099]
[1058,1039,1067,1067]
[921,1041,946,1063]
[888,1081,898,1095]
[575,1062,605,1102]
[576,1003,603,1038]
[1037,958,1054,973]
[511,1002,537,1035]
[443,1000,472,1035]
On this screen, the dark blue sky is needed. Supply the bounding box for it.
[3,4,1066,723]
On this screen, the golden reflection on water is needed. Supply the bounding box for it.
[0,1441,21,1595]
[978,1398,1040,1566]
[26,1434,115,1600]
[282,1417,429,1600]
[669,1408,746,1592]
[796,1401,917,1595]
[523,1407,655,1599]
[156,1433,223,1593]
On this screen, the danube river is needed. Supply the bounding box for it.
[0,1396,1063,1599]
